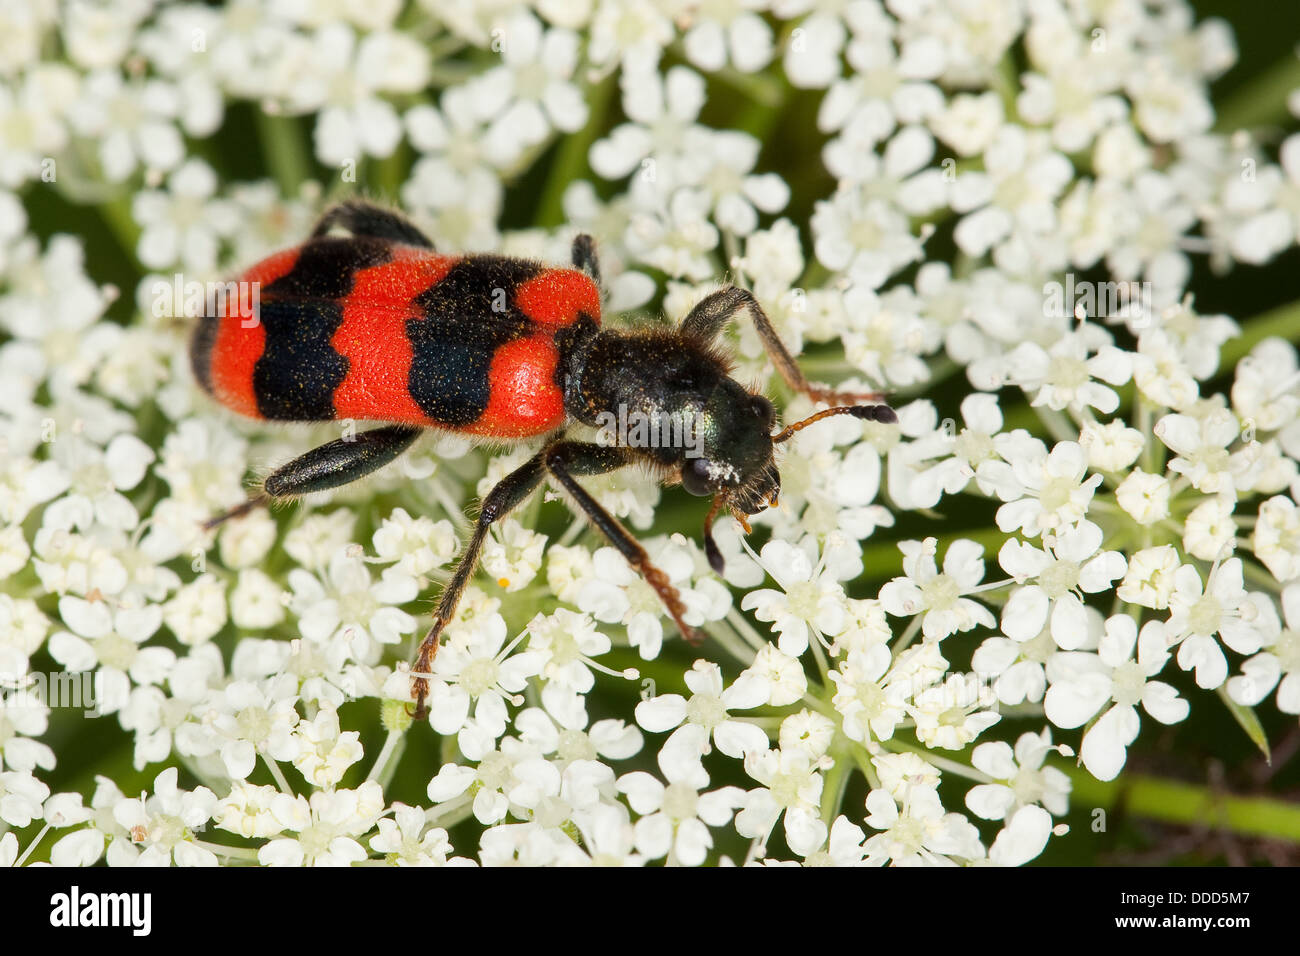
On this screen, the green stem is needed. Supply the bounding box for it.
[1215,53,1300,133]
[820,746,851,826]
[263,754,295,795]
[1219,297,1300,370]
[97,192,140,264]
[194,839,261,863]
[533,72,617,228]
[365,729,406,789]
[257,111,313,198]
[1059,764,1300,842]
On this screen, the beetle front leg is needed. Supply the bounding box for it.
[204,425,421,530]
[410,450,547,720]
[543,441,701,646]
[679,286,888,407]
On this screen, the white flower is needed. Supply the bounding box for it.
[998,522,1126,650]
[291,26,430,166]
[618,759,744,866]
[744,643,808,707]
[370,804,470,866]
[587,0,675,71]
[1154,408,1245,495]
[132,159,239,271]
[371,507,457,578]
[908,672,1000,750]
[982,438,1103,538]
[1116,544,1182,609]
[1234,338,1300,434]
[1132,329,1199,410]
[525,608,619,699]
[291,706,363,788]
[798,814,869,866]
[1127,60,1213,144]
[468,11,587,166]
[1182,497,1237,562]
[681,0,772,73]
[230,569,287,631]
[163,575,227,646]
[930,90,1003,156]
[1227,582,1300,714]
[736,747,827,856]
[426,613,544,759]
[1017,20,1126,152]
[111,767,218,866]
[288,546,417,662]
[1164,559,1276,689]
[258,784,383,867]
[1045,617,1188,781]
[0,593,47,679]
[576,538,718,661]
[635,660,767,775]
[70,69,184,181]
[1115,469,1171,526]
[862,784,984,866]
[478,820,589,866]
[1254,496,1300,582]
[950,125,1072,271]
[0,68,72,187]
[213,782,284,840]
[217,509,277,570]
[811,184,924,289]
[841,285,942,387]
[879,537,996,641]
[1003,333,1133,415]
[1078,419,1145,473]
[625,187,720,280]
[988,805,1054,866]
[42,433,153,532]
[208,677,301,780]
[48,595,173,715]
[590,64,707,184]
[829,642,907,744]
[0,768,47,827]
[680,129,790,236]
[965,731,1070,821]
[741,538,850,656]
[480,518,546,592]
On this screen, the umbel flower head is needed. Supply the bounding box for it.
[2,0,1300,870]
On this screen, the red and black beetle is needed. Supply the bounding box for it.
[192,199,897,718]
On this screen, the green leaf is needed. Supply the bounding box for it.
[1217,685,1271,762]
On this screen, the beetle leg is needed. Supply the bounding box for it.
[203,425,421,530]
[679,286,888,407]
[311,199,435,250]
[410,449,547,719]
[543,440,701,647]
[570,233,601,284]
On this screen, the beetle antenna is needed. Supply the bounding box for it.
[772,404,897,444]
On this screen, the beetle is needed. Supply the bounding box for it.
[192,199,898,719]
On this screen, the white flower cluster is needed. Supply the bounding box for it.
[2,0,1299,867]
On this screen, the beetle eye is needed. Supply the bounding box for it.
[681,457,714,496]
[751,394,775,429]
